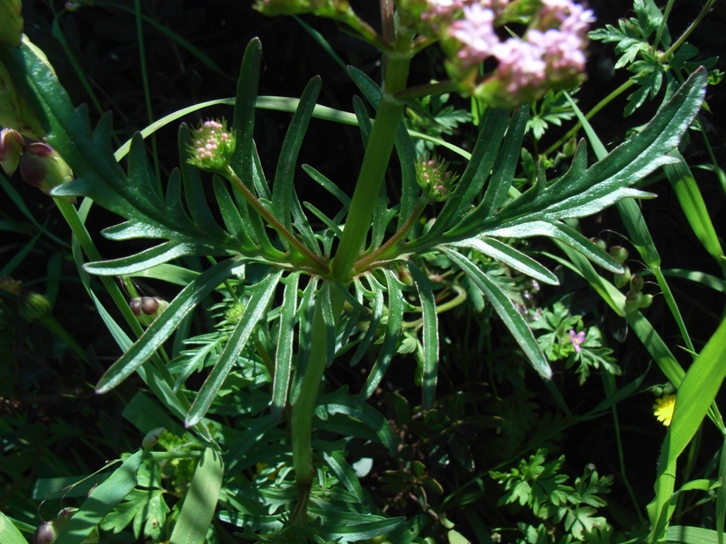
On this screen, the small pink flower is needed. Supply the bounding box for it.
[492,38,547,93]
[450,4,499,65]
[569,329,586,353]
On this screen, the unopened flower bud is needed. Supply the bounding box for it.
[33,522,57,544]
[187,119,236,172]
[614,265,630,289]
[639,293,653,309]
[0,128,24,177]
[130,296,169,327]
[19,142,73,196]
[624,289,643,314]
[142,427,165,449]
[589,237,607,252]
[18,291,51,322]
[630,274,644,292]
[416,154,458,202]
[608,246,629,265]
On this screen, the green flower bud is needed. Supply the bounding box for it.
[608,245,629,265]
[589,237,607,252]
[18,291,51,322]
[630,274,644,292]
[416,154,458,202]
[19,142,74,197]
[0,127,24,177]
[130,296,169,327]
[187,119,236,172]
[624,289,643,314]
[614,264,630,289]
[142,427,165,449]
[0,0,23,46]
[639,293,653,309]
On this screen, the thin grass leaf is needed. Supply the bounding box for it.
[272,272,301,419]
[186,271,282,427]
[649,317,726,541]
[96,258,244,394]
[302,201,344,238]
[290,277,319,404]
[443,247,551,379]
[667,525,724,544]
[169,447,224,544]
[359,270,406,400]
[272,76,322,232]
[54,452,143,544]
[664,150,725,272]
[407,262,439,410]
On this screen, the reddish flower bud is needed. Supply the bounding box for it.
[19,142,74,197]
[130,296,169,327]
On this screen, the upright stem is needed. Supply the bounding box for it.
[331,52,412,282]
[290,285,345,526]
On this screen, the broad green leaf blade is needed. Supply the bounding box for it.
[55,451,144,544]
[316,513,405,541]
[96,259,244,394]
[667,526,724,544]
[649,317,726,541]
[360,269,406,400]
[407,262,439,410]
[169,448,224,544]
[272,76,321,231]
[0,512,28,544]
[449,236,559,285]
[443,247,551,379]
[272,272,301,419]
[186,272,282,427]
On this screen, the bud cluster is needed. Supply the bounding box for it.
[411,0,595,106]
[187,119,236,172]
[415,154,459,201]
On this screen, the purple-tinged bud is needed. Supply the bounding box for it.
[18,291,51,322]
[33,522,57,544]
[0,128,24,177]
[416,154,458,202]
[19,142,74,197]
[187,119,236,172]
[130,296,169,327]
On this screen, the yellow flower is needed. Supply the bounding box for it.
[653,394,676,427]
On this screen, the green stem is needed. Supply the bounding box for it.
[290,285,345,526]
[223,165,329,275]
[331,54,412,281]
[353,198,427,273]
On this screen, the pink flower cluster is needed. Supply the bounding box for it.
[429,0,594,97]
